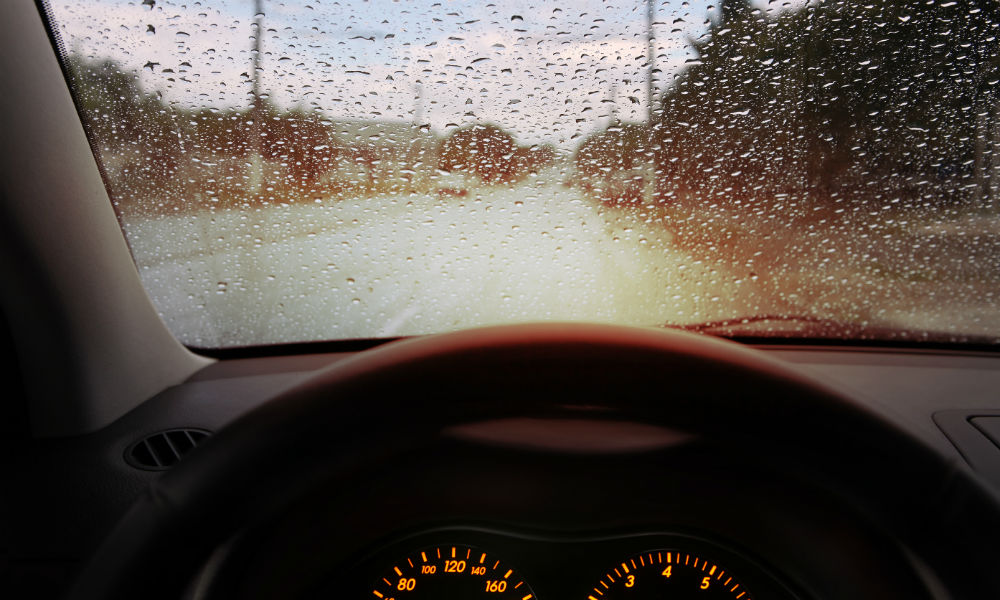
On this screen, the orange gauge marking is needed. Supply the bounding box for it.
[373,545,536,600]
[590,550,753,600]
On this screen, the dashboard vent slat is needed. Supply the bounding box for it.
[125,428,211,471]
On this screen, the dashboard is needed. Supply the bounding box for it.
[3,3,1000,600]
[337,530,797,600]
[10,329,1000,600]
[192,424,938,600]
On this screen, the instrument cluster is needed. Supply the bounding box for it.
[331,528,801,600]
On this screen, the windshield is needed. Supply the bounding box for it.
[45,0,1000,347]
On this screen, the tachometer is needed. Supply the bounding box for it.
[589,550,753,600]
[370,544,537,600]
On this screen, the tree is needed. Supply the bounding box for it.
[718,0,753,26]
[438,124,518,183]
[574,123,650,204]
[651,0,1000,207]
[65,55,181,187]
[575,123,649,178]
[260,108,342,187]
[64,53,351,204]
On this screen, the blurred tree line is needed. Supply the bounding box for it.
[65,54,555,214]
[66,54,344,201]
[437,123,557,184]
[69,0,999,215]
[577,0,1000,210]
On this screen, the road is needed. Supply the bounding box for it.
[125,169,1000,347]
[128,171,758,347]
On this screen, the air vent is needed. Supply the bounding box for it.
[125,428,211,471]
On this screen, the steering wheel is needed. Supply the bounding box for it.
[68,323,1000,599]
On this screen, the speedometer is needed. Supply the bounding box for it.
[370,544,537,600]
[589,550,754,600]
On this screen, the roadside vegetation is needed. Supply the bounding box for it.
[567,0,1000,289]
[66,0,999,226]
[66,55,557,219]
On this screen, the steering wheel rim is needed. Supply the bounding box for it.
[69,323,1000,599]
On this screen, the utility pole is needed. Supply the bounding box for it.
[409,83,426,189]
[247,0,264,197]
[413,82,424,127]
[643,0,656,204]
[251,0,263,113]
[646,0,655,125]
[608,81,618,125]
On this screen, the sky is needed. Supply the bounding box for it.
[49,0,806,149]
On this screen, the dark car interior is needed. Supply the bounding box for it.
[3,1,1000,599]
